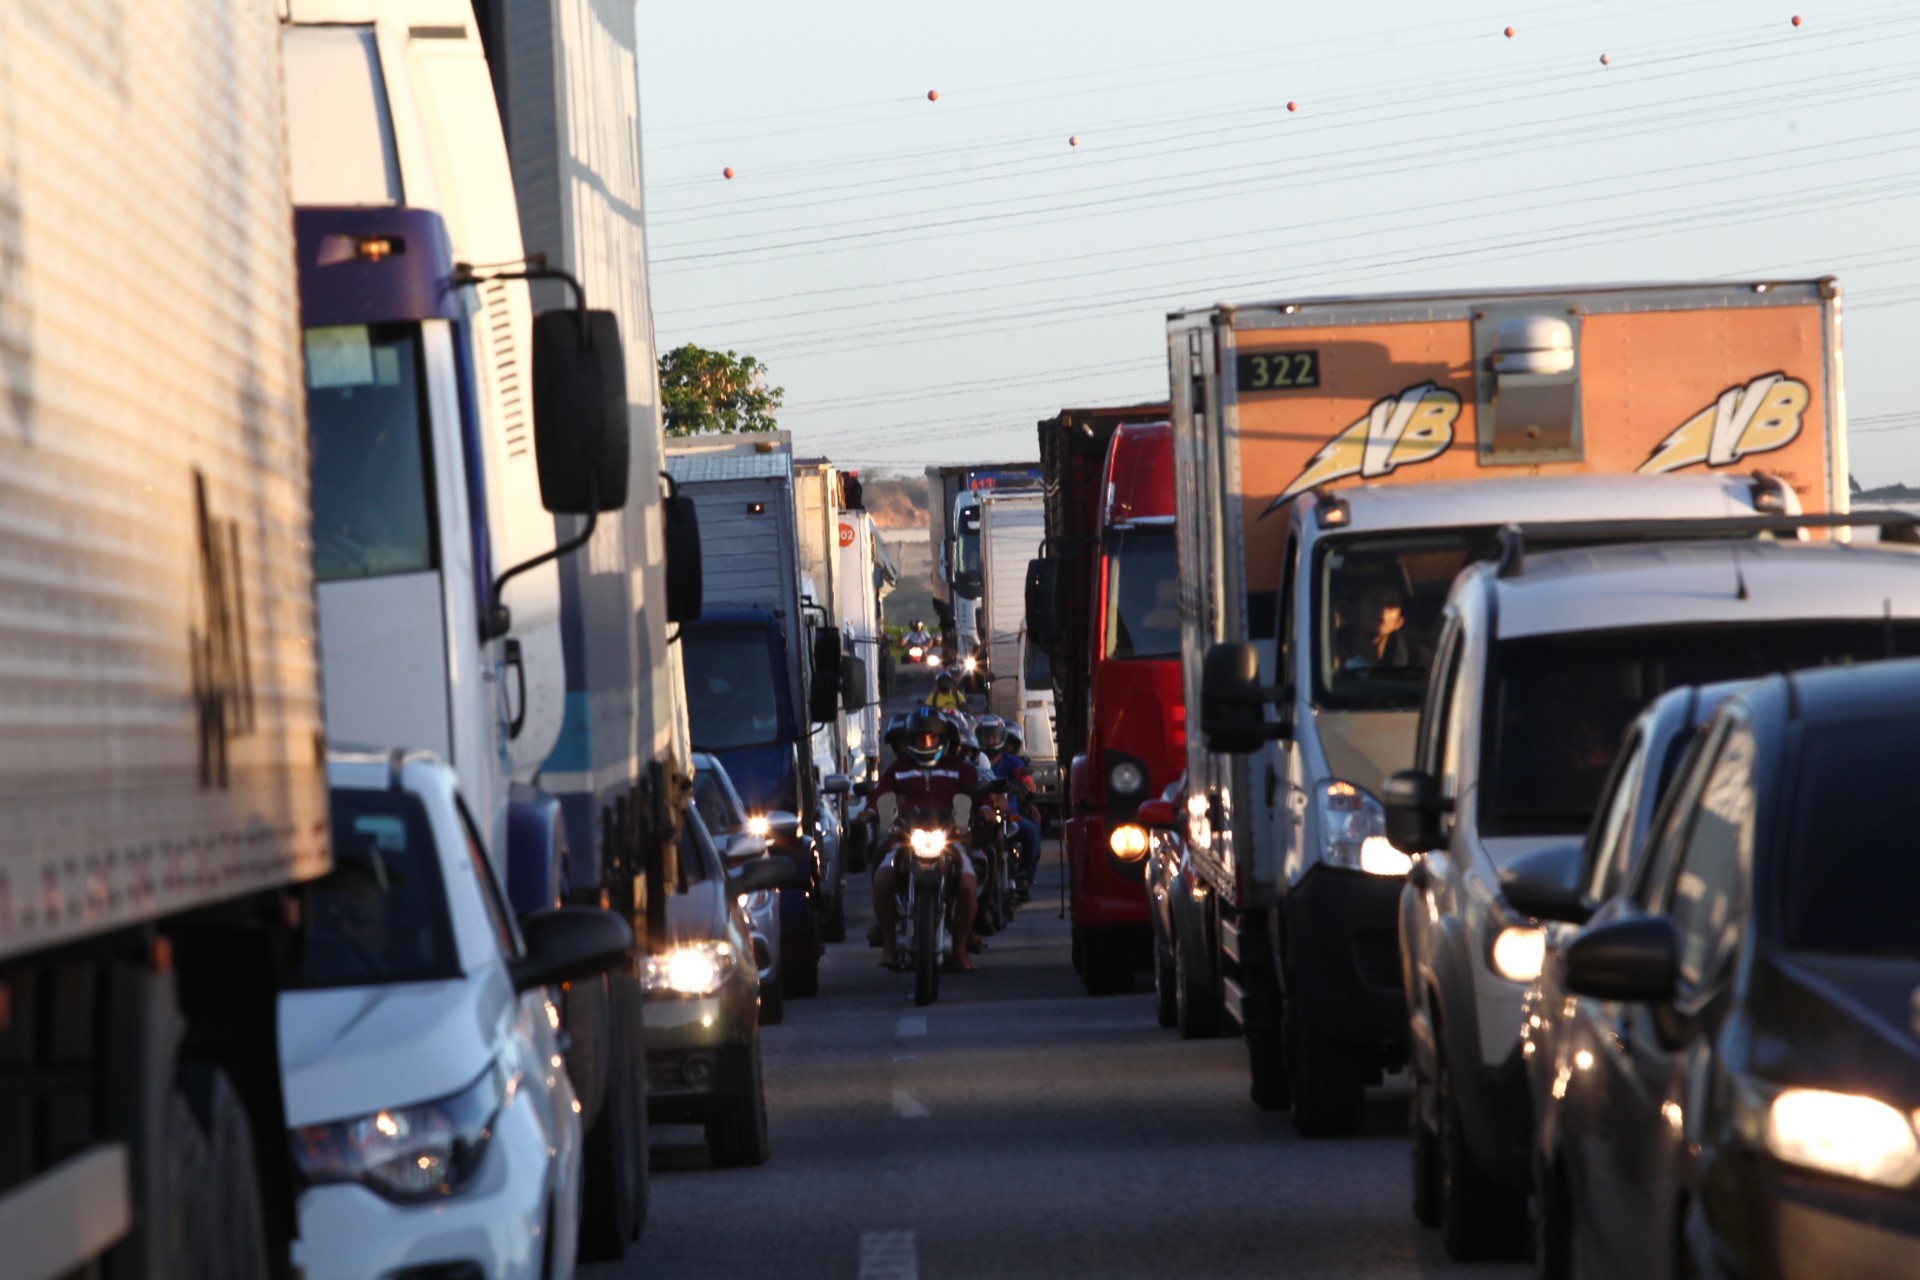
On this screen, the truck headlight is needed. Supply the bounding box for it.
[1760,1086,1920,1187]
[1109,760,1146,795]
[641,941,738,996]
[1489,926,1547,983]
[1315,781,1410,876]
[291,1063,506,1201]
[909,828,947,861]
[1109,824,1149,861]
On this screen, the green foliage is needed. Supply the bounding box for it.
[658,343,784,436]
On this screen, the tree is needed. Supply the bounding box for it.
[658,344,784,436]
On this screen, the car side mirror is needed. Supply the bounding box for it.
[840,654,869,711]
[509,906,633,993]
[823,774,852,796]
[853,780,878,798]
[1563,916,1678,1002]
[1200,642,1278,754]
[729,858,799,895]
[664,488,703,624]
[1382,769,1449,854]
[1500,843,1592,924]
[530,309,629,514]
[811,630,843,724]
[723,832,768,862]
[1026,558,1062,648]
[1136,798,1178,829]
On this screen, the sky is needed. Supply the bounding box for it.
[635,0,1920,484]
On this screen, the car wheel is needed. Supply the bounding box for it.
[1152,935,1179,1029]
[1410,1080,1442,1227]
[578,978,643,1261]
[1174,922,1222,1040]
[705,1040,771,1168]
[1437,1048,1528,1259]
[1080,928,1134,996]
[1533,1152,1573,1280]
[820,884,848,944]
[1286,997,1368,1137]
[759,974,786,1025]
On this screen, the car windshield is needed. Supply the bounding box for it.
[691,767,743,835]
[1483,623,1920,837]
[293,789,461,987]
[684,626,784,751]
[1783,718,1920,959]
[304,323,437,583]
[1313,531,1496,710]
[1103,525,1179,660]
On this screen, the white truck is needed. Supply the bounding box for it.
[0,1,330,1272]
[283,0,683,1256]
[979,492,1046,721]
[1174,282,1845,1132]
[836,506,894,773]
[796,458,852,776]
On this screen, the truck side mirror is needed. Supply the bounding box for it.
[822,774,852,795]
[810,629,843,723]
[840,654,869,711]
[530,308,629,514]
[1026,558,1061,648]
[664,491,703,623]
[1199,642,1273,754]
[1383,769,1450,854]
[1136,798,1178,829]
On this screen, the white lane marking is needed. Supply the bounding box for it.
[859,1230,918,1280]
[895,1014,926,1038]
[892,1089,931,1119]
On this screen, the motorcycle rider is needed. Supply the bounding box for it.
[977,716,1042,902]
[903,619,934,656]
[870,707,989,971]
[924,671,969,714]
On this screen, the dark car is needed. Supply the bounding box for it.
[1510,661,1920,1280]
[1502,683,1746,1273]
[1140,775,1222,1040]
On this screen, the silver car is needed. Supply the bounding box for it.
[692,753,785,1023]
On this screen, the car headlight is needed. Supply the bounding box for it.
[1109,823,1149,861]
[746,816,770,838]
[641,941,739,996]
[1316,780,1411,876]
[1109,760,1146,795]
[291,1062,507,1201]
[909,828,947,861]
[1757,1085,1920,1187]
[1489,926,1547,983]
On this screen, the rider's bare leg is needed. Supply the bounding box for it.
[952,867,979,971]
[872,854,901,965]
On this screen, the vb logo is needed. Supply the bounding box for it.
[1640,374,1809,474]
[1270,382,1462,510]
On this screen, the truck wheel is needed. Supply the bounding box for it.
[1152,935,1179,1028]
[1410,1083,1441,1226]
[1174,926,1222,1040]
[913,891,941,1007]
[175,1062,271,1280]
[1437,1049,1528,1259]
[1286,998,1368,1136]
[820,885,848,945]
[1080,928,1134,996]
[1246,1017,1291,1112]
[579,974,645,1260]
[706,1040,771,1168]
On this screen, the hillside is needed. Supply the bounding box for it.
[859,473,928,531]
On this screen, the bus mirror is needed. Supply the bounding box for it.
[531,308,630,514]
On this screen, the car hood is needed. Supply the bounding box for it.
[277,972,511,1126]
[1747,949,1920,1094]
[711,743,797,816]
[1480,834,1575,872]
[664,880,730,948]
[1315,708,1419,798]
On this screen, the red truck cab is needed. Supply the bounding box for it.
[1032,407,1181,995]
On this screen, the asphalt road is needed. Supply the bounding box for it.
[593,666,1524,1280]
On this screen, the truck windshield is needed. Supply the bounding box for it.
[1024,635,1051,683]
[1783,718,1920,959]
[958,505,983,578]
[293,788,462,988]
[685,626,785,751]
[1314,532,1492,709]
[305,323,438,583]
[1482,622,1920,837]
[1104,526,1179,660]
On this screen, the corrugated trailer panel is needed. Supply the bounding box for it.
[0,0,328,960]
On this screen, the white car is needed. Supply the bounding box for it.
[280,752,633,1280]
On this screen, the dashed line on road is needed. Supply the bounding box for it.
[858,1230,918,1280]
[895,1013,926,1038]
[892,1089,931,1118]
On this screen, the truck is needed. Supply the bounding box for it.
[669,433,865,998]
[796,458,853,776]
[836,502,896,775]
[1027,406,1179,995]
[979,491,1046,721]
[925,463,1043,674]
[1172,282,1845,1129]
[282,1,686,1255]
[0,1,331,1271]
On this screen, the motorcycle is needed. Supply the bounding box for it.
[968,795,1019,937]
[887,811,964,1007]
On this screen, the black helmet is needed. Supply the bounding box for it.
[975,715,1007,755]
[935,672,954,692]
[901,707,952,768]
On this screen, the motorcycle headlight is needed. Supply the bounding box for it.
[909,828,946,860]
[1316,781,1410,876]
[641,941,739,996]
[964,656,978,673]
[1109,760,1146,795]
[291,1062,507,1201]
[1741,1082,1920,1188]
[909,646,924,658]
[926,655,942,669]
